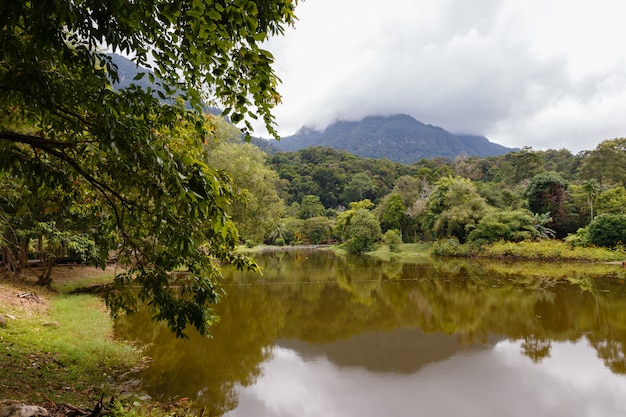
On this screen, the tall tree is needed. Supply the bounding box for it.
[0,0,298,336]
[579,138,626,187]
[422,177,488,242]
[377,193,407,237]
[204,117,285,243]
[298,195,326,219]
[525,172,571,237]
[581,179,601,223]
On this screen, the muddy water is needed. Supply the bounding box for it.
[115,250,626,417]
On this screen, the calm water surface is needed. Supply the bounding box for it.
[115,250,626,417]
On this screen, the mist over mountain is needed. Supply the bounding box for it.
[270,114,516,164]
[107,55,515,163]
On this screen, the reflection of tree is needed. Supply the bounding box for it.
[521,336,552,362]
[115,285,285,416]
[116,251,626,411]
[588,331,626,374]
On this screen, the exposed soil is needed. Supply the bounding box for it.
[0,265,134,416]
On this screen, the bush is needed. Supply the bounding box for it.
[383,229,402,252]
[431,236,470,257]
[588,214,626,248]
[275,238,285,246]
[342,208,381,255]
[564,227,589,247]
[467,209,537,245]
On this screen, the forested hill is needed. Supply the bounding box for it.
[269,114,516,163]
[108,54,514,162]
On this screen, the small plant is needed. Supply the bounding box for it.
[275,237,285,246]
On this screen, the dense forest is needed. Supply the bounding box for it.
[260,131,626,253]
[2,114,625,274]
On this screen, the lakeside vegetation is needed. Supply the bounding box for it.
[2,0,626,413]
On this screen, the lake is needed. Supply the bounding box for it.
[114,249,626,417]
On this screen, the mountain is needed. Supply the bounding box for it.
[107,53,222,114]
[270,114,516,164]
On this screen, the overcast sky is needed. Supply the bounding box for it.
[251,0,626,153]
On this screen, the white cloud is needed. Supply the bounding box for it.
[252,0,626,153]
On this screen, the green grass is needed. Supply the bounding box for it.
[0,284,140,406]
[365,242,433,262]
[51,273,117,293]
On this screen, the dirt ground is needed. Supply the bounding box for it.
[0,265,131,416]
[0,264,119,315]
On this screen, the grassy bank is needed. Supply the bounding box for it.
[432,238,626,262]
[246,239,625,264]
[0,274,141,407]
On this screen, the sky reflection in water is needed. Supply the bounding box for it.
[115,251,626,417]
[228,339,626,417]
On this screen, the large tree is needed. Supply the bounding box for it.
[579,138,626,187]
[525,172,571,238]
[0,0,298,336]
[203,117,285,244]
[421,176,489,242]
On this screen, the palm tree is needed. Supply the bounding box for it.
[267,220,289,244]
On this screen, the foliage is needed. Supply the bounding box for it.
[422,176,489,242]
[203,117,285,242]
[0,171,111,284]
[298,195,326,219]
[431,236,471,257]
[301,217,334,244]
[467,209,540,245]
[587,214,626,248]
[478,239,624,261]
[578,138,626,187]
[595,187,626,215]
[341,172,379,204]
[377,193,408,234]
[564,227,590,247]
[266,219,290,245]
[382,229,402,252]
[525,171,572,237]
[334,199,375,240]
[336,203,381,255]
[0,0,298,336]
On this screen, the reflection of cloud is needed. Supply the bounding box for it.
[225,341,626,417]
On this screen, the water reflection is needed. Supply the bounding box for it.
[228,341,626,417]
[115,250,626,416]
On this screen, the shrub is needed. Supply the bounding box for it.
[564,227,590,247]
[588,213,626,248]
[342,208,381,255]
[383,229,402,252]
[275,238,285,246]
[431,236,470,257]
[467,209,537,245]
